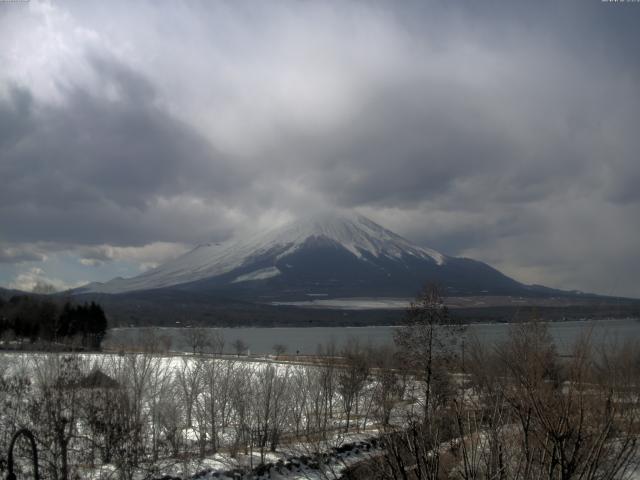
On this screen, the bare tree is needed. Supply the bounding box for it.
[147,357,173,462]
[317,339,338,435]
[232,338,248,357]
[303,366,328,441]
[337,341,369,433]
[273,343,287,356]
[209,329,225,355]
[289,367,310,438]
[202,354,234,453]
[0,355,31,472]
[184,327,224,355]
[107,351,158,479]
[156,388,184,458]
[175,356,204,429]
[381,284,463,479]
[30,354,88,480]
[371,345,403,429]
[252,364,291,462]
[394,283,461,420]
[229,363,255,458]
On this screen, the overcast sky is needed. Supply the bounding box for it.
[1,0,639,297]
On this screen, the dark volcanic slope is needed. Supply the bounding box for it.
[182,240,536,300]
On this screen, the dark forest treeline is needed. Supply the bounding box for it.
[0,295,108,349]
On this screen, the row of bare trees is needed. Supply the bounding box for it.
[363,286,640,480]
[0,332,407,479]
[447,323,640,480]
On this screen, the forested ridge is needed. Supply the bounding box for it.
[0,295,108,349]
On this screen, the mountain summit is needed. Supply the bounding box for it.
[81,211,537,299]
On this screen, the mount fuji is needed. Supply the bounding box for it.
[80,212,556,300]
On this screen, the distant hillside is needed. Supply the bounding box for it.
[75,288,640,327]
[0,287,23,299]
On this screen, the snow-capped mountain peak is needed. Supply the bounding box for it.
[82,212,446,294]
[253,211,445,264]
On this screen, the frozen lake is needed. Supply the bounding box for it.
[104,317,640,355]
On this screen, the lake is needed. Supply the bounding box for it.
[104,317,640,355]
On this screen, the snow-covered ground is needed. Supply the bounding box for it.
[0,351,407,480]
[86,433,383,480]
[270,297,412,310]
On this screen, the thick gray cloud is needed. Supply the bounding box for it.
[0,55,245,246]
[0,245,46,264]
[0,0,639,296]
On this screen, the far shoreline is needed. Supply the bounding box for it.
[108,316,640,330]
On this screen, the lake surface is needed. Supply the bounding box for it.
[104,318,640,355]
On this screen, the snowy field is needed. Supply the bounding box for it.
[0,350,415,479]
